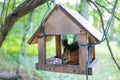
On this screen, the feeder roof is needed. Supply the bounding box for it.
[28,4,102,44]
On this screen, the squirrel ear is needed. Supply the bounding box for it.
[62,39,69,49]
[62,39,68,44]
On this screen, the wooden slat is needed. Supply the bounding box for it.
[77,34,87,74]
[44,64,80,74]
[55,35,61,58]
[36,63,93,75]
[38,37,46,70]
[89,36,95,61]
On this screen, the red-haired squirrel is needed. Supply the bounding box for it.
[62,39,79,65]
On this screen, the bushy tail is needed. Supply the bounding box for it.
[62,39,70,50]
[62,39,79,52]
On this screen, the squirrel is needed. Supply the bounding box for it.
[62,39,79,65]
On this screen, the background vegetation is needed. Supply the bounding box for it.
[0,0,120,80]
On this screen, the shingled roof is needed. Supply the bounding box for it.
[28,4,102,44]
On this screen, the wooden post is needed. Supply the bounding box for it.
[55,35,61,58]
[37,37,46,70]
[77,34,87,74]
[89,36,95,61]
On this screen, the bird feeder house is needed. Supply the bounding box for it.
[28,4,102,75]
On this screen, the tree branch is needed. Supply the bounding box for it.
[12,0,16,10]
[0,0,6,26]
[0,0,46,47]
[95,1,120,21]
[5,0,10,19]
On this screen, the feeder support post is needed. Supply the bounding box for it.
[77,34,87,74]
[37,37,46,70]
[55,35,61,58]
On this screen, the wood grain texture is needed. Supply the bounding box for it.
[77,34,87,74]
[44,64,79,74]
[55,35,61,58]
[36,63,93,75]
[89,36,95,61]
[44,7,82,35]
[38,38,46,70]
[28,4,102,44]
[60,5,102,42]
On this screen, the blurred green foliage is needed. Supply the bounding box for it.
[0,41,120,80]
[0,0,120,80]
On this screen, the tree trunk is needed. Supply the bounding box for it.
[0,0,46,47]
[78,0,89,20]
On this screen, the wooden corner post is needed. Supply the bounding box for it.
[77,34,87,74]
[89,36,95,61]
[55,35,61,58]
[37,37,46,70]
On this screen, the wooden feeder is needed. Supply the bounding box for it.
[28,4,102,75]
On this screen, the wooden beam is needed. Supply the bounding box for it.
[89,36,95,61]
[36,63,93,75]
[37,37,46,70]
[44,64,79,74]
[77,34,87,74]
[55,35,61,58]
